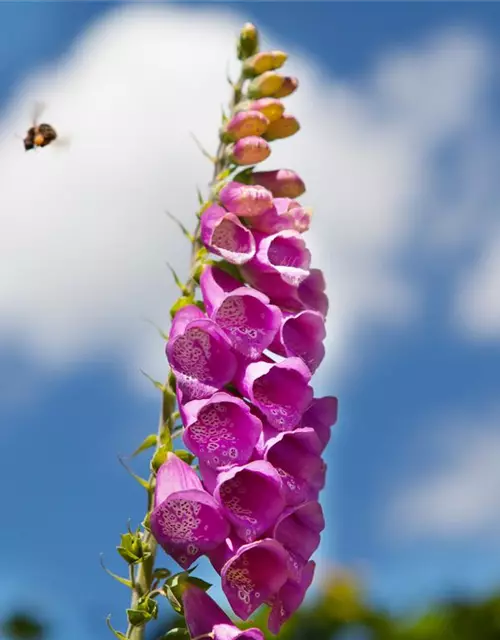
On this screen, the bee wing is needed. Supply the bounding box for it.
[32,100,46,126]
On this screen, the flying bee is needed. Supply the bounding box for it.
[22,101,58,151]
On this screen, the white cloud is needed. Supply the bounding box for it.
[0,5,492,393]
[387,406,500,540]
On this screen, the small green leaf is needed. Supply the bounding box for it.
[174,450,195,465]
[166,262,189,295]
[166,211,194,243]
[106,615,127,639]
[233,167,254,184]
[163,584,183,614]
[196,187,205,205]
[130,434,157,458]
[142,511,151,532]
[118,457,151,491]
[151,444,170,473]
[187,576,212,591]
[140,369,165,391]
[153,567,172,580]
[100,556,133,588]
[189,132,216,163]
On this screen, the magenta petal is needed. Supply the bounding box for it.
[299,269,329,317]
[272,310,326,373]
[265,428,325,506]
[154,452,203,507]
[273,502,325,567]
[150,488,230,569]
[300,396,339,450]
[201,204,256,265]
[200,265,243,316]
[219,181,274,218]
[248,198,311,235]
[221,538,289,620]
[166,308,237,401]
[213,288,282,360]
[215,460,285,542]
[182,585,264,640]
[170,304,205,339]
[236,358,313,431]
[268,561,315,634]
[244,230,311,287]
[183,392,262,470]
[209,534,243,574]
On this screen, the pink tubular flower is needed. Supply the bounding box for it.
[272,76,299,99]
[224,110,270,141]
[219,181,274,218]
[268,561,315,633]
[182,585,264,640]
[247,197,312,234]
[150,453,230,569]
[269,309,326,373]
[246,97,285,122]
[166,305,237,401]
[250,169,305,198]
[201,203,256,264]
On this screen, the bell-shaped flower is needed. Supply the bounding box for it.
[182,584,264,640]
[243,230,311,288]
[214,460,285,542]
[247,197,311,235]
[201,204,256,265]
[234,357,313,431]
[264,427,325,506]
[269,309,326,373]
[220,538,289,620]
[273,501,324,581]
[300,396,338,450]
[182,392,262,470]
[166,305,237,401]
[150,453,230,569]
[219,181,273,218]
[223,110,270,142]
[267,561,315,634]
[229,136,271,166]
[200,266,281,360]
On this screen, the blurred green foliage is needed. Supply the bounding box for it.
[1,612,45,639]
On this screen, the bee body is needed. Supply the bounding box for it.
[23,123,57,151]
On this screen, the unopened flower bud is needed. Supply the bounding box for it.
[223,110,269,142]
[237,22,259,60]
[273,76,299,98]
[243,51,288,77]
[219,181,273,217]
[250,169,306,198]
[264,114,300,141]
[246,98,285,123]
[229,136,271,166]
[247,71,285,99]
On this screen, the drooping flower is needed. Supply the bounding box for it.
[269,309,326,373]
[242,230,312,288]
[264,428,326,506]
[166,305,237,401]
[247,71,285,98]
[182,392,262,470]
[243,50,288,76]
[263,114,300,142]
[201,203,256,264]
[214,460,285,542]
[150,453,230,569]
[247,197,311,235]
[267,561,315,634]
[250,169,305,198]
[224,110,270,142]
[234,357,313,431]
[200,265,281,360]
[245,97,285,122]
[299,396,338,450]
[220,538,289,619]
[272,76,299,99]
[182,585,265,640]
[219,181,273,218]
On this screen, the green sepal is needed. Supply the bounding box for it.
[166,263,189,296]
[118,457,151,491]
[117,531,151,565]
[194,300,206,313]
[126,596,158,627]
[186,576,212,591]
[153,567,172,580]
[233,167,254,184]
[196,187,205,206]
[151,444,170,473]
[100,556,133,588]
[130,434,157,458]
[106,615,127,639]
[215,261,245,282]
[170,295,195,319]
[175,450,195,465]
[163,584,183,614]
[142,511,151,532]
[160,628,189,639]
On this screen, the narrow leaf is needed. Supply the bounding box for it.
[196,187,205,206]
[187,576,212,591]
[100,556,133,589]
[190,132,216,163]
[130,434,157,458]
[166,211,194,242]
[140,369,165,391]
[106,616,127,640]
[118,457,151,490]
[166,263,188,294]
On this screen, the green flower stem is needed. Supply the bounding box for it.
[124,70,246,640]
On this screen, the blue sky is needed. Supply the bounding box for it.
[1,3,500,639]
